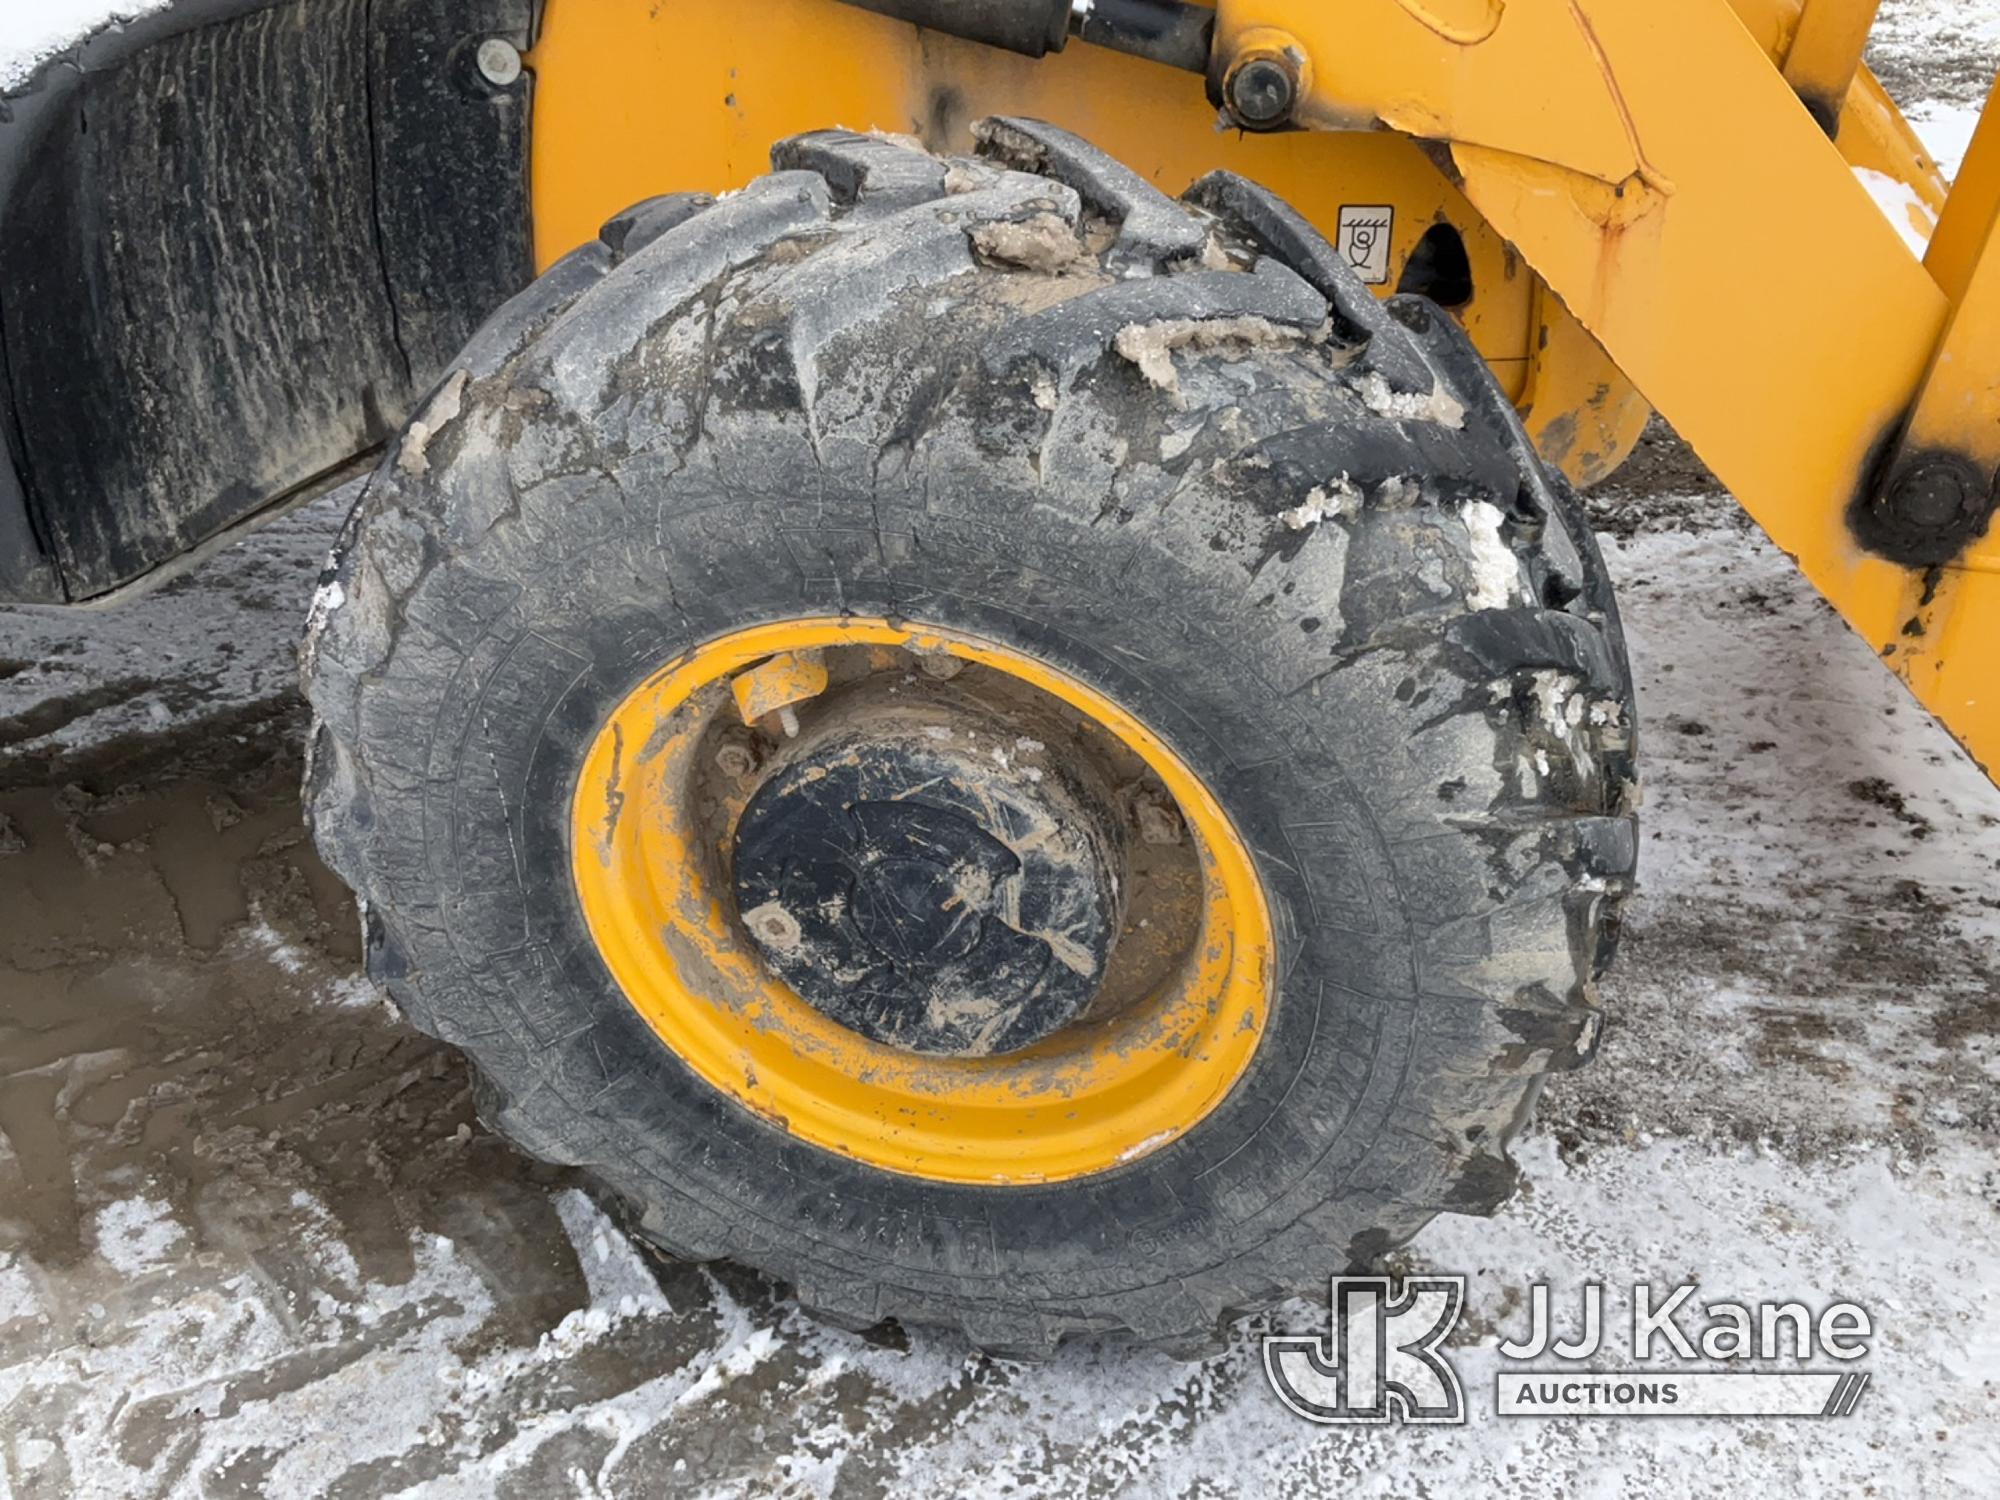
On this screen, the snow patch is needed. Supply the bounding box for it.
[247,918,309,975]
[674,1326,784,1409]
[1279,472,1364,530]
[0,1,169,88]
[1910,101,1986,180]
[92,1195,186,1276]
[1355,369,1467,429]
[303,576,345,638]
[0,1255,43,1325]
[551,1189,675,1316]
[1529,670,1586,741]
[1462,500,1520,609]
[1854,166,1937,254]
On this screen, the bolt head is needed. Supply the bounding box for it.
[1857,453,2000,567]
[475,38,523,88]
[1227,56,1296,128]
[1889,463,1975,528]
[714,742,760,779]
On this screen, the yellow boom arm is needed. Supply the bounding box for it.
[1208,0,2000,775]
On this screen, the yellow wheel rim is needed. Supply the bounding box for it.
[570,618,1274,1184]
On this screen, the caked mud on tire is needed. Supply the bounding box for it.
[302,120,1639,1355]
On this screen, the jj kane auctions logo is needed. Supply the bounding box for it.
[1265,1278,1874,1423]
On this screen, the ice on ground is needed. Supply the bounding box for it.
[1907,100,1988,180]
[91,1196,186,1276]
[1871,1,2000,178]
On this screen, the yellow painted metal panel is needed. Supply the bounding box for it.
[1927,84,2000,303]
[1780,0,1882,128]
[1519,280,1652,488]
[1208,0,1982,762]
[1900,200,2000,461]
[1888,563,2000,779]
[1837,67,1951,216]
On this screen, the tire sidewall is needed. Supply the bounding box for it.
[405,453,1444,1307]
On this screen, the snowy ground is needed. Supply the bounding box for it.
[0,2,166,88]
[1874,0,2000,177]
[2,4,1997,1498]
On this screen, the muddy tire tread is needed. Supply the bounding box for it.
[303,121,1638,1357]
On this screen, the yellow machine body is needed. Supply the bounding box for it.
[526,0,2000,778]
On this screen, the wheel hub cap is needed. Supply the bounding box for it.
[732,710,1125,1057]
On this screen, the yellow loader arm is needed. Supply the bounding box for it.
[1209,0,2000,778]
[527,0,2000,779]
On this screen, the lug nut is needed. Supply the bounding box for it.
[715,741,760,779]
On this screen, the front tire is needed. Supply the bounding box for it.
[302,121,1638,1355]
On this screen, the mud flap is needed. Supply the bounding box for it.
[0,0,536,601]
